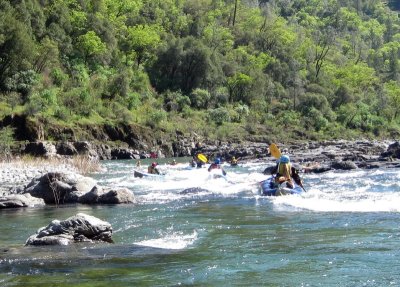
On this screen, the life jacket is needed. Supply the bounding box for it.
[277,162,292,180]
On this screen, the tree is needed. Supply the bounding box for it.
[149,37,211,94]
[384,81,400,120]
[227,73,253,104]
[388,49,399,81]
[313,29,333,79]
[77,31,106,64]
[0,7,36,91]
[122,25,161,67]
[34,37,60,73]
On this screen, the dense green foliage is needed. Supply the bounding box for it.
[0,0,399,142]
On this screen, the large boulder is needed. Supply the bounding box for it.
[78,186,134,204]
[331,160,358,170]
[0,194,45,208]
[110,148,138,159]
[24,141,57,157]
[55,142,78,156]
[73,141,99,159]
[25,213,113,246]
[24,172,96,204]
[381,141,400,159]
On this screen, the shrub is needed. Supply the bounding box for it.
[51,68,68,87]
[127,92,141,110]
[209,107,230,125]
[213,86,229,107]
[4,70,38,100]
[305,107,328,131]
[190,88,211,109]
[276,110,301,129]
[163,90,190,112]
[146,109,167,128]
[54,106,70,121]
[234,104,249,122]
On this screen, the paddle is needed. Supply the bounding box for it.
[293,172,307,192]
[197,153,208,163]
[298,180,307,192]
[269,143,281,159]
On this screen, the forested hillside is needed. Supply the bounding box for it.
[0,0,399,144]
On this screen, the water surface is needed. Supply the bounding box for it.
[1,158,400,286]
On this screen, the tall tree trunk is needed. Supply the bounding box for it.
[232,0,238,26]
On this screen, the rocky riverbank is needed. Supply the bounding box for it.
[0,159,78,196]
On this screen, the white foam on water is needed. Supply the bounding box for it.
[270,181,400,212]
[98,161,400,213]
[135,230,198,250]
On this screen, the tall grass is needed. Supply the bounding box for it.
[67,155,103,174]
[0,155,102,175]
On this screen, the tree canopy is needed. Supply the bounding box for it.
[0,0,399,141]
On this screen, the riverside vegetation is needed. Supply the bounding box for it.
[0,0,400,150]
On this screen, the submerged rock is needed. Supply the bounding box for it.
[25,213,113,246]
[78,186,134,204]
[179,187,209,194]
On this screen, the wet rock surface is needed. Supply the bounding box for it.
[25,213,113,246]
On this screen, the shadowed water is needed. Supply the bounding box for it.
[1,158,400,286]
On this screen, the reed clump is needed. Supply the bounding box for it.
[67,155,103,175]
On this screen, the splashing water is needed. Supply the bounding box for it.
[95,159,400,213]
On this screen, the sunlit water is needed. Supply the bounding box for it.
[1,158,400,286]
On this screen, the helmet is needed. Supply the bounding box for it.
[214,158,221,164]
[151,162,158,167]
[232,156,236,160]
[280,155,290,163]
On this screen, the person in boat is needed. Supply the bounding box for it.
[190,157,197,167]
[196,158,204,168]
[136,160,141,167]
[194,154,206,168]
[230,156,238,166]
[169,159,177,165]
[148,162,160,174]
[208,158,227,176]
[302,162,320,173]
[271,155,303,189]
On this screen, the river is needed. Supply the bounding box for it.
[1,158,400,286]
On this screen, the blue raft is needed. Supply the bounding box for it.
[259,176,303,196]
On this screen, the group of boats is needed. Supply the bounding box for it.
[133,144,306,196]
[133,164,305,197]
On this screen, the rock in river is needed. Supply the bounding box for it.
[25,213,113,246]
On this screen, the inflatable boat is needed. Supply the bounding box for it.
[259,176,303,196]
[133,170,162,178]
